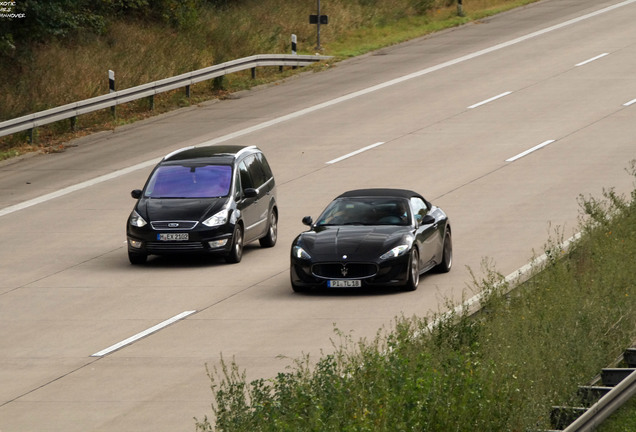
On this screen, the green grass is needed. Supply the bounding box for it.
[598,396,636,432]
[195,169,636,431]
[0,0,542,160]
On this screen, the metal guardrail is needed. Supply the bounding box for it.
[0,53,332,139]
[550,348,636,432]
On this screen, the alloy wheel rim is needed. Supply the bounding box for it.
[270,214,277,242]
[235,229,243,258]
[411,251,419,286]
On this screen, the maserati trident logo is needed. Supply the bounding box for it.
[340,265,348,277]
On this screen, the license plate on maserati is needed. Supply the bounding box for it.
[158,233,189,241]
[328,280,361,288]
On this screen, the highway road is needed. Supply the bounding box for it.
[2,0,636,430]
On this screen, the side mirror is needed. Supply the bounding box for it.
[131,189,142,199]
[302,216,313,226]
[244,188,258,198]
[420,214,436,226]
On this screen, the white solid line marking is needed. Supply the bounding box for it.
[468,91,513,109]
[506,140,556,162]
[326,142,385,164]
[0,157,161,218]
[2,0,635,218]
[623,98,636,107]
[91,310,196,357]
[575,52,609,66]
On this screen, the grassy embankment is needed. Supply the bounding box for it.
[0,0,540,160]
[195,172,636,431]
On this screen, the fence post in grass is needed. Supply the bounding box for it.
[108,70,116,118]
[457,0,465,17]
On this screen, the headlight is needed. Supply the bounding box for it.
[380,245,410,260]
[203,209,229,227]
[292,245,311,260]
[129,210,147,227]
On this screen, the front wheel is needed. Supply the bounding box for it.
[225,224,244,264]
[128,252,147,265]
[404,248,420,291]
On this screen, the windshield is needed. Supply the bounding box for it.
[316,197,411,226]
[144,164,232,198]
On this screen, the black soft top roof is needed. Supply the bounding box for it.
[336,188,430,207]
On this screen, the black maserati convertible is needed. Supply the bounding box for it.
[290,189,452,292]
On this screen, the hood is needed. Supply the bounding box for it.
[301,225,411,260]
[138,197,225,222]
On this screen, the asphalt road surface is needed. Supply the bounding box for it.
[2,0,636,430]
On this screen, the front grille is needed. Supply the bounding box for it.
[146,242,204,253]
[150,220,198,230]
[312,262,378,279]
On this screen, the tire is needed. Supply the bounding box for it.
[291,282,308,293]
[259,209,278,248]
[291,267,308,293]
[434,228,452,273]
[225,224,244,264]
[128,252,147,265]
[404,248,420,291]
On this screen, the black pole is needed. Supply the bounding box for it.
[316,0,321,51]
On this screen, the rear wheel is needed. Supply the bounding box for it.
[435,228,452,273]
[225,224,244,264]
[404,248,420,291]
[259,209,278,248]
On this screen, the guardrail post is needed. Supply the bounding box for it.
[109,70,116,119]
[251,67,256,79]
[185,85,191,98]
[292,34,298,70]
[28,128,35,143]
[148,95,155,111]
[457,0,465,17]
[70,116,77,132]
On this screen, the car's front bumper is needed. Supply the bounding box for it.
[127,224,234,256]
[290,255,411,289]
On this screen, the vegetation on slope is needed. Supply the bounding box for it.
[195,166,636,431]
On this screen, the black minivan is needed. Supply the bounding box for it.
[126,145,277,264]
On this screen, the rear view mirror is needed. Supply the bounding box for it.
[243,188,258,198]
[420,214,435,226]
[131,189,142,199]
[302,216,313,226]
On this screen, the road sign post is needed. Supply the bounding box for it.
[309,0,328,51]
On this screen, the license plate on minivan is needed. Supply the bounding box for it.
[158,233,189,241]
